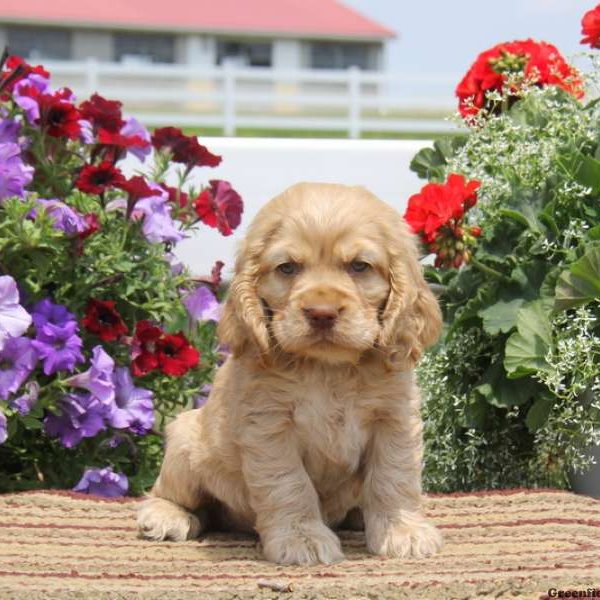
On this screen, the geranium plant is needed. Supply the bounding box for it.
[0,50,243,495]
[411,17,600,491]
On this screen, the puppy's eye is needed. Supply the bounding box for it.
[276,262,300,276]
[349,260,370,273]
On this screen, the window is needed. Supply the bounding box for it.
[113,33,175,64]
[7,26,71,60]
[310,42,377,70]
[216,41,272,67]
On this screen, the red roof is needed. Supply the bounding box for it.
[0,0,395,40]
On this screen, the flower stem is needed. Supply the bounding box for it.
[469,257,512,283]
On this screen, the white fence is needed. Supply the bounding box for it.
[44,59,461,137]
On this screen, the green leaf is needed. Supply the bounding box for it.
[504,300,552,378]
[525,397,553,432]
[475,362,541,407]
[555,246,600,311]
[478,298,524,334]
[409,136,467,180]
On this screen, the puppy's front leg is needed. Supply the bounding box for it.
[363,411,442,559]
[240,418,344,565]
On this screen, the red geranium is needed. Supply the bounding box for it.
[79,93,124,133]
[131,320,199,377]
[456,39,583,121]
[75,161,127,195]
[404,174,481,268]
[582,5,600,48]
[156,332,200,376]
[82,299,129,341]
[152,127,222,169]
[193,180,243,236]
[37,89,81,139]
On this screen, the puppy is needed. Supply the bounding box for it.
[138,182,443,565]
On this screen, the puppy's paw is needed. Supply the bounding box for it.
[137,497,203,542]
[262,519,345,565]
[365,512,442,559]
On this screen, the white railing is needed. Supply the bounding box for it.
[43,59,462,137]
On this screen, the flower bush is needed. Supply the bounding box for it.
[412,10,600,491]
[0,51,242,496]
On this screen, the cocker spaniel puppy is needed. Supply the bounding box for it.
[138,182,443,565]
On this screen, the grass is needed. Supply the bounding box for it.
[179,126,456,140]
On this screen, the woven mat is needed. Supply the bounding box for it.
[0,489,599,599]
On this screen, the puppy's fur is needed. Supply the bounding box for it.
[138,183,443,565]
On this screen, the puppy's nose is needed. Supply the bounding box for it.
[303,305,339,330]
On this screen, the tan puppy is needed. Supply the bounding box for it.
[138,182,443,565]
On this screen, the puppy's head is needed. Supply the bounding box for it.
[218,183,441,368]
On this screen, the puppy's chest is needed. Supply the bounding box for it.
[292,383,370,474]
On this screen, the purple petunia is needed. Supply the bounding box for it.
[32,320,84,375]
[10,381,40,416]
[0,412,6,444]
[31,298,76,330]
[120,117,151,162]
[0,142,34,201]
[44,392,107,448]
[184,286,221,323]
[193,383,212,409]
[107,367,154,435]
[133,185,185,244]
[33,199,87,235]
[13,74,50,123]
[66,345,115,405]
[0,118,20,145]
[0,336,38,400]
[72,466,128,498]
[0,275,32,352]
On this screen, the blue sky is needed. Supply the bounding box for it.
[343,0,594,77]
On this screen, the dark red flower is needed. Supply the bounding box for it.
[163,184,189,210]
[456,39,583,121]
[75,161,127,195]
[152,127,222,169]
[98,129,151,162]
[195,260,225,292]
[582,5,600,48]
[79,93,124,133]
[82,299,129,342]
[37,90,81,139]
[193,180,243,236]
[155,332,200,376]
[131,320,163,377]
[118,176,161,201]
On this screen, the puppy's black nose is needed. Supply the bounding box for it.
[303,305,338,330]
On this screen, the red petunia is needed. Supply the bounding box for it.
[98,129,151,163]
[131,320,163,377]
[75,161,127,195]
[79,93,124,133]
[151,127,222,169]
[79,213,101,240]
[131,320,199,377]
[37,90,82,140]
[155,332,200,376]
[582,5,600,48]
[118,175,161,201]
[456,39,583,121]
[82,299,129,342]
[0,55,49,97]
[193,180,243,236]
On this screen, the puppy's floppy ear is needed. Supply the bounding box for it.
[378,219,442,369]
[217,236,271,359]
